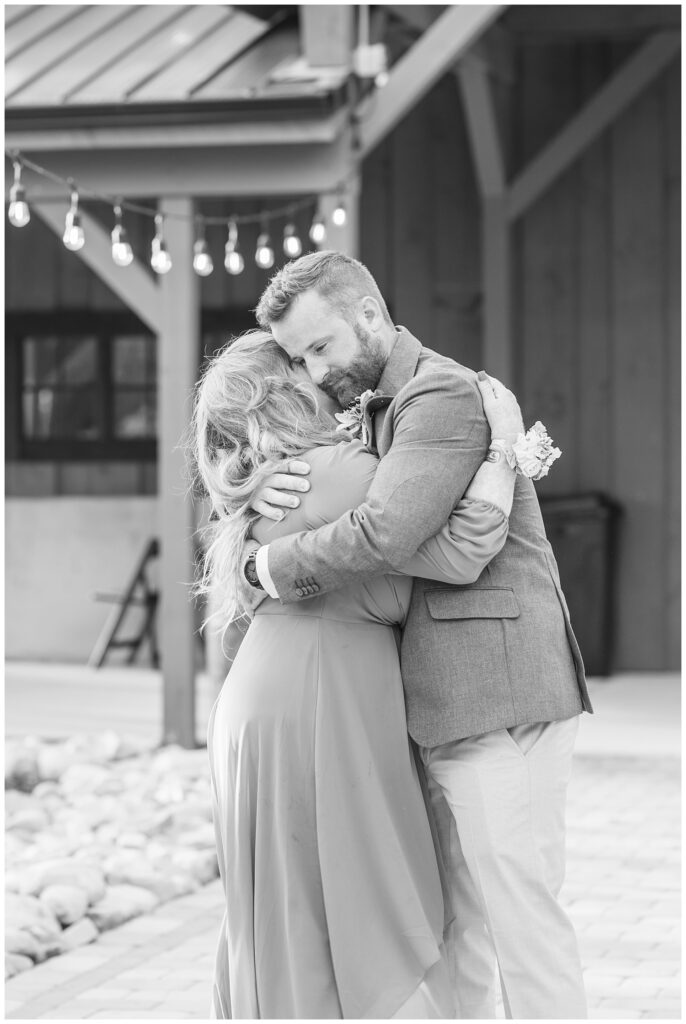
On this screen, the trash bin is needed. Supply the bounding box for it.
[539,493,621,677]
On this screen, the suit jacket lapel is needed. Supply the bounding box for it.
[364,327,423,454]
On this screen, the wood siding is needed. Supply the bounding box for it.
[360,41,680,670]
[4,38,679,670]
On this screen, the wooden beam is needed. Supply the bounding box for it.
[9,135,354,198]
[158,197,199,749]
[31,200,162,333]
[482,195,512,384]
[299,5,354,67]
[5,109,350,151]
[508,32,680,220]
[357,4,505,158]
[457,56,506,197]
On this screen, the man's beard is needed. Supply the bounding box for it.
[319,324,388,408]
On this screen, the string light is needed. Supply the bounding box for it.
[192,220,214,277]
[111,204,133,267]
[224,220,244,275]
[283,220,302,258]
[6,150,360,274]
[63,187,85,251]
[255,221,275,270]
[332,192,347,227]
[150,214,172,274]
[8,160,30,228]
[309,209,326,246]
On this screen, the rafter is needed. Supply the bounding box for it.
[356,4,505,158]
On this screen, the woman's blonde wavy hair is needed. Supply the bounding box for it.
[192,330,336,633]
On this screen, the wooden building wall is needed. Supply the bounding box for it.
[360,40,680,671]
[5,38,680,671]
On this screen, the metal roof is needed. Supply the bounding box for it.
[5,4,350,127]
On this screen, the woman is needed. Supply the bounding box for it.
[193,331,525,1019]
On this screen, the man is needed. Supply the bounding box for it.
[242,250,591,1019]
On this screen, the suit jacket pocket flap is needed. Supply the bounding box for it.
[424,587,520,620]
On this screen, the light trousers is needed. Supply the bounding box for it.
[420,716,587,1020]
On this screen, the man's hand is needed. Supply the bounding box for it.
[251,460,311,521]
[477,372,525,446]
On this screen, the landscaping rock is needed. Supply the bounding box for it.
[5,927,45,962]
[61,917,99,951]
[5,953,33,980]
[40,884,89,926]
[86,884,159,931]
[19,859,106,905]
[171,847,219,885]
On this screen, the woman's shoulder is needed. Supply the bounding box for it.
[303,439,376,468]
[300,440,378,528]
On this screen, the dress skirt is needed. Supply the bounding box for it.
[208,598,447,1019]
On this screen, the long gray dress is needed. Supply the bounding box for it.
[208,440,507,1019]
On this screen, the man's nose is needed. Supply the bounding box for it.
[307,362,327,386]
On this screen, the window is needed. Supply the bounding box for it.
[7,314,156,460]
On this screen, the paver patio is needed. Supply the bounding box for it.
[5,669,680,1020]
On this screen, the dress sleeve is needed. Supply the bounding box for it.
[397,498,508,585]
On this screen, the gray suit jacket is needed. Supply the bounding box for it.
[266,327,592,745]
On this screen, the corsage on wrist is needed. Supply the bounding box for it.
[488,421,562,481]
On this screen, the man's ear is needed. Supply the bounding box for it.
[358,295,384,332]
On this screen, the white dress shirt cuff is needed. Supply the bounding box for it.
[255,545,279,599]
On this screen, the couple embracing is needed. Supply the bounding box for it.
[192,251,592,1020]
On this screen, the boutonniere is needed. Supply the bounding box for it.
[334,389,380,445]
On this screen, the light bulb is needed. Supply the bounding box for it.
[224,246,245,275]
[151,242,172,274]
[283,223,302,258]
[8,187,30,227]
[151,215,172,274]
[112,239,134,267]
[255,232,274,270]
[8,162,30,227]
[309,214,326,246]
[63,214,85,251]
[62,189,85,251]
[193,238,214,277]
[111,218,133,267]
[332,201,347,227]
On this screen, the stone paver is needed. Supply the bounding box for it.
[5,672,680,1019]
[6,752,679,1020]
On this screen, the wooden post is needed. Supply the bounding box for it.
[318,171,360,257]
[158,197,198,748]
[482,196,512,384]
[458,56,512,384]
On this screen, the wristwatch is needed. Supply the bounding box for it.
[487,439,514,465]
[243,550,264,590]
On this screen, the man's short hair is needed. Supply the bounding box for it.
[255,250,393,328]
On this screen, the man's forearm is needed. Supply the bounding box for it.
[266,372,490,603]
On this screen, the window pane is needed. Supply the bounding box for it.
[114,389,156,438]
[113,335,154,384]
[22,387,101,440]
[61,337,98,385]
[23,336,58,386]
